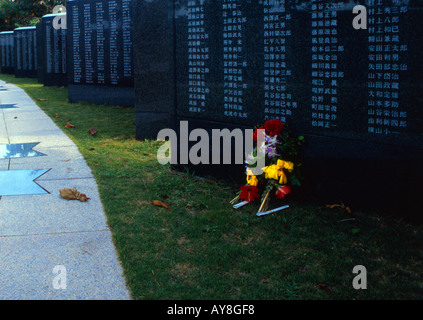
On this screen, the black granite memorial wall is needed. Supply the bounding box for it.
[133,0,175,138]
[0,31,15,74]
[134,1,423,217]
[67,0,134,106]
[40,13,68,87]
[14,26,37,78]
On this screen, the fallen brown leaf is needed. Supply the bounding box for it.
[54,114,60,118]
[323,202,352,214]
[59,188,90,202]
[37,98,48,101]
[88,127,98,136]
[65,122,75,128]
[153,200,170,210]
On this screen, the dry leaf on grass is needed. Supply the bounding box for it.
[322,202,352,214]
[153,200,170,210]
[37,98,48,101]
[65,122,76,128]
[59,188,90,202]
[54,114,60,118]
[88,127,98,136]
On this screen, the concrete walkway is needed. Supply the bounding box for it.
[0,80,130,300]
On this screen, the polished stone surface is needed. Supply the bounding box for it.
[0,142,45,159]
[0,169,50,196]
[0,104,17,109]
[171,1,423,150]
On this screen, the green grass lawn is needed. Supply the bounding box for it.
[1,74,422,300]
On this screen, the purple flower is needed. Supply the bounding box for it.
[266,146,279,159]
[264,134,278,148]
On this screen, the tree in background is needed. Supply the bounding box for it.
[0,0,66,31]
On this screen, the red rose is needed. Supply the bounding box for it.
[240,185,260,202]
[275,185,291,200]
[263,119,284,137]
[252,126,265,142]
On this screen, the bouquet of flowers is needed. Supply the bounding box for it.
[231,119,304,216]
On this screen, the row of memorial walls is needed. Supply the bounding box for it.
[0,16,66,86]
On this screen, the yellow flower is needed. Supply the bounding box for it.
[246,169,259,187]
[262,164,280,180]
[279,171,288,184]
[262,160,294,184]
[277,159,294,172]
